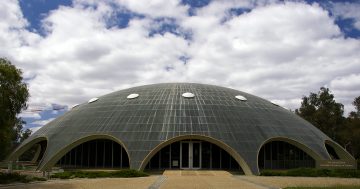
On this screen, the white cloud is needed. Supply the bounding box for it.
[1,0,360,120]
[18,112,41,119]
[331,2,360,30]
[31,118,55,126]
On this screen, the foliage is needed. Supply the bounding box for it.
[337,97,360,160]
[260,168,360,178]
[51,169,149,179]
[295,87,345,140]
[0,172,46,184]
[296,88,360,161]
[0,58,29,160]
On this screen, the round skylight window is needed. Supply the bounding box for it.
[182,92,195,98]
[235,95,247,101]
[71,104,79,109]
[88,98,98,103]
[127,93,139,99]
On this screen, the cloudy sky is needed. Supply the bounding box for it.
[1,0,360,133]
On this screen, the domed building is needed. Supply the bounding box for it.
[8,83,356,175]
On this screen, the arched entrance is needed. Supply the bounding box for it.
[258,140,316,170]
[144,140,242,171]
[19,140,47,164]
[39,135,130,171]
[7,137,48,166]
[56,139,129,169]
[325,140,355,161]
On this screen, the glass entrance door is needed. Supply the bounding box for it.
[192,142,201,169]
[180,142,201,169]
[181,142,189,168]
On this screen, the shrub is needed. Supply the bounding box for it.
[0,172,46,184]
[111,169,148,178]
[260,168,360,178]
[51,169,149,179]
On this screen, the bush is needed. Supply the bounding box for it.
[51,169,149,179]
[260,168,360,178]
[0,172,46,184]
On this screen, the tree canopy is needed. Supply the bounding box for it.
[295,87,345,140]
[296,87,360,160]
[0,58,29,160]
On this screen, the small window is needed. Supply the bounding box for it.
[182,92,195,98]
[235,95,247,101]
[88,98,98,103]
[71,104,79,109]
[127,93,139,99]
[271,101,280,106]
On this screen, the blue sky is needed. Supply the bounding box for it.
[1,0,360,133]
[18,0,360,38]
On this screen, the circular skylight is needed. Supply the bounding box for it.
[71,104,79,109]
[271,101,280,106]
[88,98,99,103]
[235,95,247,101]
[182,92,195,98]
[127,93,139,99]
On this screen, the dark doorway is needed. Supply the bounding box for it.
[145,140,242,171]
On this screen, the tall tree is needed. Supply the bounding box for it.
[350,96,360,118]
[295,87,345,141]
[340,96,360,159]
[0,58,29,160]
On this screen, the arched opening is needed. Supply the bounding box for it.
[325,140,355,161]
[7,137,48,168]
[325,143,340,160]
[258,141,315,170]
[144,140,243,172]
[19,140,47,164]
[56,139,129,169]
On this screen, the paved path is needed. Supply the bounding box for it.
[240,175,360,188]
[160,170,272,189]
[1,170,360,189]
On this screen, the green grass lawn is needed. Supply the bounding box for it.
[285,186,360,189]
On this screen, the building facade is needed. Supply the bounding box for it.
[8,83,356,175]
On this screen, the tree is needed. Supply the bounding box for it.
[0,58,29,160]
[295,87,345,141]
[350,96,360,118]
[340,96,360,159]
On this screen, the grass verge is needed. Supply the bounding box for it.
[0,172,46,184]
[260,168,360,178]
[51,169,149,179]
[284,186,360,189]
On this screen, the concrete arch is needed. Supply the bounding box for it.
[7,136,48,163]
[257,137,323,171]
[325,140,355,161]
[39,134,130,171]
[139,134,253,175]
